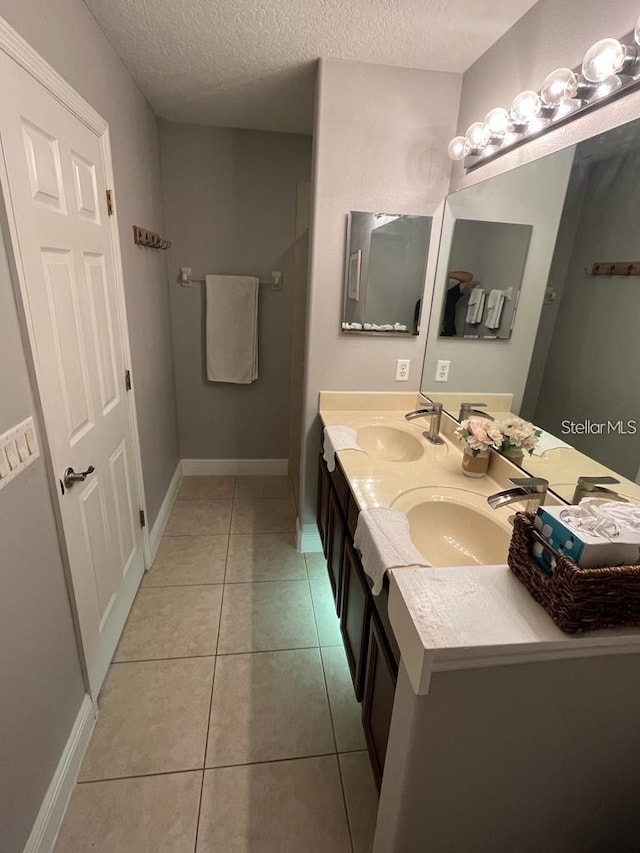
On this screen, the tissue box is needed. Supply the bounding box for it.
[533,506,640,572]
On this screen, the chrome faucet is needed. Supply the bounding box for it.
[459,402,494,421]
[405,403,444,445]
[571,475,627,505]
[487,477,549,513]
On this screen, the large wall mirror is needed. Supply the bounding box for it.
[342,211,432,336]
[421,116,640,505]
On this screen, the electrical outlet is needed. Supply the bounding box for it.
[435,360,450,382]
[395,359,410,381]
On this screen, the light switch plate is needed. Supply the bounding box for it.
[0,416,39,491]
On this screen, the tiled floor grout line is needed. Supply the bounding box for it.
[193,495,233,853]
[75,746,369,787]
[309,553,357,853]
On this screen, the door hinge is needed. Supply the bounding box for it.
[125,369,132,391]
[106,189,114,216]
[139,509,146,528]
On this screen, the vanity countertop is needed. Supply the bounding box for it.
[319,390,640,696]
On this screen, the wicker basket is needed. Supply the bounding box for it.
[508,512,640,633]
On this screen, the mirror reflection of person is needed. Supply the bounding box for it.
[441,270,473,336]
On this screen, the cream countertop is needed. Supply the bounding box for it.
[319,390,640,696]
[425,391,640,505]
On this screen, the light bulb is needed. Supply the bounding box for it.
[484,107,511,137]
[590,74,623,100]
[465,121,491,150]
[510,90,542,124]
[540,68,579,106]
[447,136,470,160]
[582,38,633,82]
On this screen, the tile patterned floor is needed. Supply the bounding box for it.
[55,476,378,853]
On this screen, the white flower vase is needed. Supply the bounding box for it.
[461,447,489,478]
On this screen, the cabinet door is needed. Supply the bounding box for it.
[340,539,371,701]
[362,610,398,790]
[316,454,330,557]
[326,486,345,614]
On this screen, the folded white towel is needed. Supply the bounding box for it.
[206,275,259,384]
[465,288,485,324]
[484,289,505,330]
[560,498,640,539]
[322,426,364,473]
[354,507,430,595]
[532,429,572,456]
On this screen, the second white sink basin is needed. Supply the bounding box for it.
[356,425,425,463]
[392,487,512,567]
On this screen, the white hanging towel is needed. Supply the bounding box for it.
[354,507,431,595]
[206,275,259,383]
[465,288,485,324]
[484,289,505,330]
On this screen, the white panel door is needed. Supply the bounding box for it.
[0,50,145,697]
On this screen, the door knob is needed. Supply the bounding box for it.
[63,465,95,489]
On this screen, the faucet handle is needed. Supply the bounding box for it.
[459,401,487,419]
[577,475,620,488]
[509,477,549,493]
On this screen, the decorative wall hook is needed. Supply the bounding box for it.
[133,225,171,250]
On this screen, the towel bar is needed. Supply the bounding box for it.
[179,268,282,291]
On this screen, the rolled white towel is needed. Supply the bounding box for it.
[532,429,571,456]
[322,426,365,473]
[354,507,431,595]
[560,498,640,539]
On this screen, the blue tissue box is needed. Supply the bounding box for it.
[533,506,640,573]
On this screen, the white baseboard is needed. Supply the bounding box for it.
[182,458,289,476]
[148,462,183,563]
[297,518,323,553]
[23,695,95,853]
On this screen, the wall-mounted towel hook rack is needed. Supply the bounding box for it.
[133,226,171,250]
[584,261,640,277]
[179,268,283,291]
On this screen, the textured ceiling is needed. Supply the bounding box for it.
[84,0,538,135]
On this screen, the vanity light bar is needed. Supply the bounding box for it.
[449,15,640,170]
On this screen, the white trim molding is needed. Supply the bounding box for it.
[23,695,95,853]
[148,462,183,563]
[182,458,289,476]
[297,518,323,554]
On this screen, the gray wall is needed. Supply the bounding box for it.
[159,122,312,460]
[532,148,640,479]
[0,207,85,853]
[0,0,180,525]
[300,58,461,529]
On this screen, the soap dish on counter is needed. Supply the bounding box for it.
[508,513,640,634]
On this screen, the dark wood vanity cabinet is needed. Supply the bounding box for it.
[340,537,371,701]
[362,608,399,788]
[317,452,399,788]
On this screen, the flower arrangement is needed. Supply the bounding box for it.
[456,416,540,456]
[496,416,541,455]
[455,417,504,455]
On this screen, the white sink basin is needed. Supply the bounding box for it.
[391,486,512,567]
[356,425,425,463]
